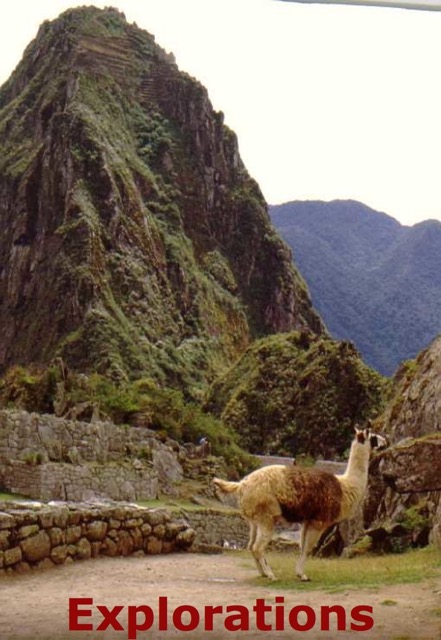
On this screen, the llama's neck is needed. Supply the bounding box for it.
[337,440,371,520]
[343,440,370,482]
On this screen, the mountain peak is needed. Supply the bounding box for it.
[0,7,323,392]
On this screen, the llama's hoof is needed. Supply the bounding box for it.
[298,574,311,582]
[266,573,277,581]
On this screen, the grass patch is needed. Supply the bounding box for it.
[136,495,237,514]
[245,546,441,592]
[0,492,28,502]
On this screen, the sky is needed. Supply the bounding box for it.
[1,0,441,226]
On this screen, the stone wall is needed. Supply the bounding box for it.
[0,410,184,501]
[182,508,249,549]
[3,460,160,503]
[0,500,195,575]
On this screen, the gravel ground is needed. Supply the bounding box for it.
[0,552,440,639]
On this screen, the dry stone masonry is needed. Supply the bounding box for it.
[0,500,195,575]
[182,508,249,549]
[0,410,184,501]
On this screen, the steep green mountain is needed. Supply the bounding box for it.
[0,7,323,396]
[205,331,387,459]
[270,200,441,376]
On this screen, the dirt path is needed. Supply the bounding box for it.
[0,553,440,640]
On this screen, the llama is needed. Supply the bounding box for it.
[213,427,387,581]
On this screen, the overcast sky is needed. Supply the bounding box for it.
[1,0,441,226]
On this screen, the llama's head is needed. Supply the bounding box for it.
[354,425,388,451]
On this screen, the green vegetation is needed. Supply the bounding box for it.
[0,492,28,502]
[398,501,430,533]
[0,7,387,476]
[0,365,255,476]
[246,546,440,592]
[0,6,323,398]
[206,331,387,458]
[136,496,237,513]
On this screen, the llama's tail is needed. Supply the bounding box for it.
[213,477,241,494]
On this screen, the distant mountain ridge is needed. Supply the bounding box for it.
[270,200,441,375]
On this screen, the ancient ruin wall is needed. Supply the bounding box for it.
[0,501,195,576]
[0,410,183,501]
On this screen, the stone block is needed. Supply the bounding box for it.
[51,545,68,565]
[4,546,22,566]
[120,481,136,502]
[165,522,185,540]
[153,524,166,539]
[66,525,82,544]
[49,527,64,546]
[145,536,162,555]
[18,524,40,539]
[117,530,134,556]
[38,510,54,528]
[124,518,143,529]
[129,528,143,550]
[144,510,166,526]
[52,507,69,528]
[102,537,118,557]
[67,511,82,526]
[0,530,10,550]
[0,512,14,529]
[141,523,152,537]
[34,557,55,571]
[75,537,92,560]
[85,520,108,542]
[176,528,196,549]
[20,531,51,563]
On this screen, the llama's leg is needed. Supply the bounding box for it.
[295,523,324,582]
[250,518,276,580]
[247,520,257,550]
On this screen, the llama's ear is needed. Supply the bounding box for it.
[354,424,361,434]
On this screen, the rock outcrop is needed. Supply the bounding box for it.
[379,334,441,442]
[0,6,322,393]
[362,337,441,550]
[364,436,441,550]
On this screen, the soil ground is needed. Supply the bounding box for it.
[0,552,440,640]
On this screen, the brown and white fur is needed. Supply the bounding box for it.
[213,427,387,581]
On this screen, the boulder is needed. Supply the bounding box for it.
[364,436,441,550]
